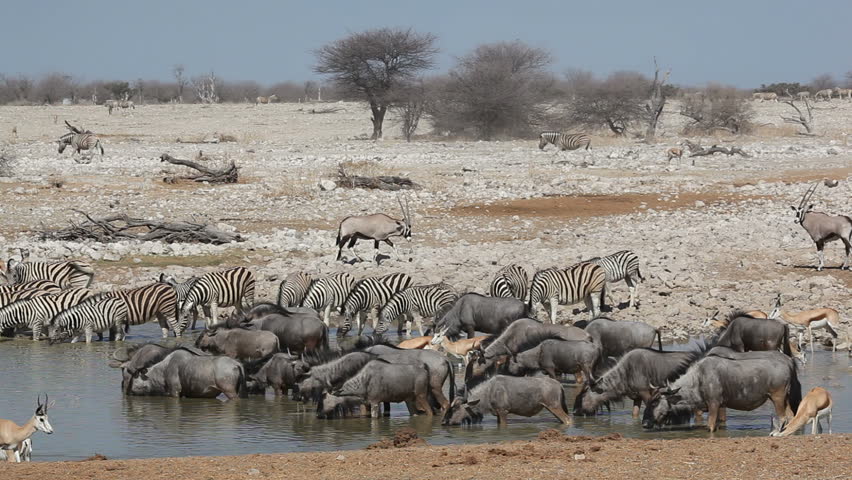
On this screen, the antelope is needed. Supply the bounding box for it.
[771,387,832,436]
[769,295,840,353]
[0,395,54,463]
[429,329,490,365]
[397,335,433,349]
[791,180,852,271]
[335,196,412,263]
[666,147,683,164]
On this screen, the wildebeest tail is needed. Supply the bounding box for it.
[655,329,663,351]
[321,323,330,349]
[560,385,571,417]
[782,324,792,357]
[787,362,802,414]
[243,352,275,377]
[445,358,455,403]
[237,364,249,399]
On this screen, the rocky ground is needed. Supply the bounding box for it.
[2,431,849,480]
[0,100,850,342]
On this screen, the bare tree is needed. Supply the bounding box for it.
[561,68,596,100]
[34,73,75,104]
[303,81,318,102]
[172,64,187,102]
[781,90,815,135]
[314,28,438,140]
[810,73,835,91]
[845,71,852,88]
[192,71,220,104]
[389,79,429,141]
[430,41,556,140]
[566,71,648,136]
[680,84,754,134]
[643,58,671,143]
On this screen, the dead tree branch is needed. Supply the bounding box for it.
[781,90,815,135]
[644,57,671,143]
[159,153,238,184]
[686,141,751,165]
[335,165,420,191]
[41,210,243,244]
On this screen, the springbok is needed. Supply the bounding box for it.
[429,329,490,365]
[771,387,832,436]
[791,180,851,271]
[397,335,433,349]
[0,395,54,462]
[666,147,683,164]
[335,196,412,263]
[769,296,840,353]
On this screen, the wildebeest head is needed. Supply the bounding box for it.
[195,328,219,350]
[317,392,356,419]
[441,397,483,426]
[572,382,609,415]
[642,384,688,429]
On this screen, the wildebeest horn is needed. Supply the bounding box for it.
[649,383,658,390]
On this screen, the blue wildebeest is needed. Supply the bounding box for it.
[363,344,455,411]
[245,353,300,396]
[124,347,248,400]
[505,338,601,382]
[579,316,661,358]
[109,343,174,394]
[705,310,793,356]
[231,304,328,353]
[442,375,571,426]
[434,292,527,340]
[319,359,432,418]
[195,327,280,362]
[573,348,698,418]
[295,351,377,404]
[642,347,802,432]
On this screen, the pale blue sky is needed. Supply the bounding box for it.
[2,0,850,87]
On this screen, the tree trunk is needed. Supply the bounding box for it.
[644,59,671,143]
[370,104,387,140]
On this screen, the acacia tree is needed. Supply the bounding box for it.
[389,79,429,141]
[314,28,437,139]
[172,64,187,102]
[566,71,648,136]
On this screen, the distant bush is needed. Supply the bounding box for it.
[758,82,806,96]
[680,84,754,134]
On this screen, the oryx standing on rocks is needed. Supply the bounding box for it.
[791,180,851,271]
[335,196,412,263]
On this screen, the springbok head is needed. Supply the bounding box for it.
[701,310,720,328]
[768,294,783,319]
[429,326,448,345]
[397,195,412,239]
[791,181,819,224]
[34,394,55,434]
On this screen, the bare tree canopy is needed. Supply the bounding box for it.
[313,28,438,140]
[644,58,671,143]
[810,73,835,91]
[565,71,648,136]
[680,84,754,134]
[430,41,556,140]
[389,79,430,141]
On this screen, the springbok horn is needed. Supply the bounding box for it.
[44,393,49,410]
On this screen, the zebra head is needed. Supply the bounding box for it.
[5,258,21,284]
[57,133,73,154]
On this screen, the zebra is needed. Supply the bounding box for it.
[538,132,592,151]
[277,271,314,308]
[0,280,62,295]
[0,288,93,340]
[528,263,606,324]
[489,264,529,301]
[814,89,833,101]
[0,288,55,309]
[46,296,128,343]
[158,273,201,329]
[100,283,178,338]
[376,283,457,337]
[584,250,644,309]
[58,132,104,158]
[301,272,355,327]
[255,94,278,105]
[178,267,255,334]
[339,273,413,337]
[5,259,94,290]
[834,88,852,100]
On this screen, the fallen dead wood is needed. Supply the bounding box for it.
[41,210,243,244]
[160,153,238,184]
[689,145,751,158]
[335,165,419,191]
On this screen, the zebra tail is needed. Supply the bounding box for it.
[637,268,646,282]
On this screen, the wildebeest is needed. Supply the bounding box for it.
[442,375,571,426]
[708,310,793,356]
[109,343,174,393]
[363,344,455,411]
[295,351,376,403]
[319,359,432,418]
[195,327,280,362]
[434,293,527,340]
[124,347,248,400]
[505,338,601,382]
[232,305,328,353]
[573,348,697,417]
[246,353,300,395]
[642,347,801,432]
[580,317,661,358]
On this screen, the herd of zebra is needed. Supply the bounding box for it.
[0,250,642,343]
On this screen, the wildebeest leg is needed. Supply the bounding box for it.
[694,409,704,424]
[466,326,475,339]
[415,393,433,416]
[815,240,825,271]
[431,381,449,412]
[496,410,509,426]
[383,401,391,416]
[718,407,727,423]
[544,367,558,380]
[370,403,380,418]
[769,388,791,431]
[543,402,571,425]
[631,397,641,418]
[548,298,558,324]
[841,236,851,270]
[705,403,721,432]
[359,404,368,417]
[405,400,417,415]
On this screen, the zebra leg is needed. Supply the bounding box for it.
[32,323,42,341]
[85,325,93,344]
[210,302,219,328]
[323,304,332,327]
[356,311,366,336]
[588,293,601,320]
[626,276,638,308]
[548,298,558,324]
[157,313,170,338]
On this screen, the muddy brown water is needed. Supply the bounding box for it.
[0,323,848,462]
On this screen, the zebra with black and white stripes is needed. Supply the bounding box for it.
[0,288,54,308]
[158,274,201,329]
[46,296,128,343]
[4,259,94,290]
[528,262,606,324]
[0,280,62,295]
[489,264,529,301]
[538,132,591,151]
[585,250,644,309]
[0,288,93,340]
[178,267,255,334]
[100,283,178,338]
[301,272,355,327]
[58,132,104,157]
[375,283,457,337]
[277,271,314,308]
[339,273,413,337]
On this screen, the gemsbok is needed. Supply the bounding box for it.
[771,387,832,436]
[0,395,54,462]
[769,296,840,353]
[336,196,412,263]
[791,180,851,271]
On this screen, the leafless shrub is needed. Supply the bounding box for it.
[680,84,755,134]
[314,28,438,139]
[389,80,429,141]
[564,71,648,136]
[0,149,17,177]
[429,41,557,140]
[810,73,835,91]
[192,71,221,104]
[172,65,188,103]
